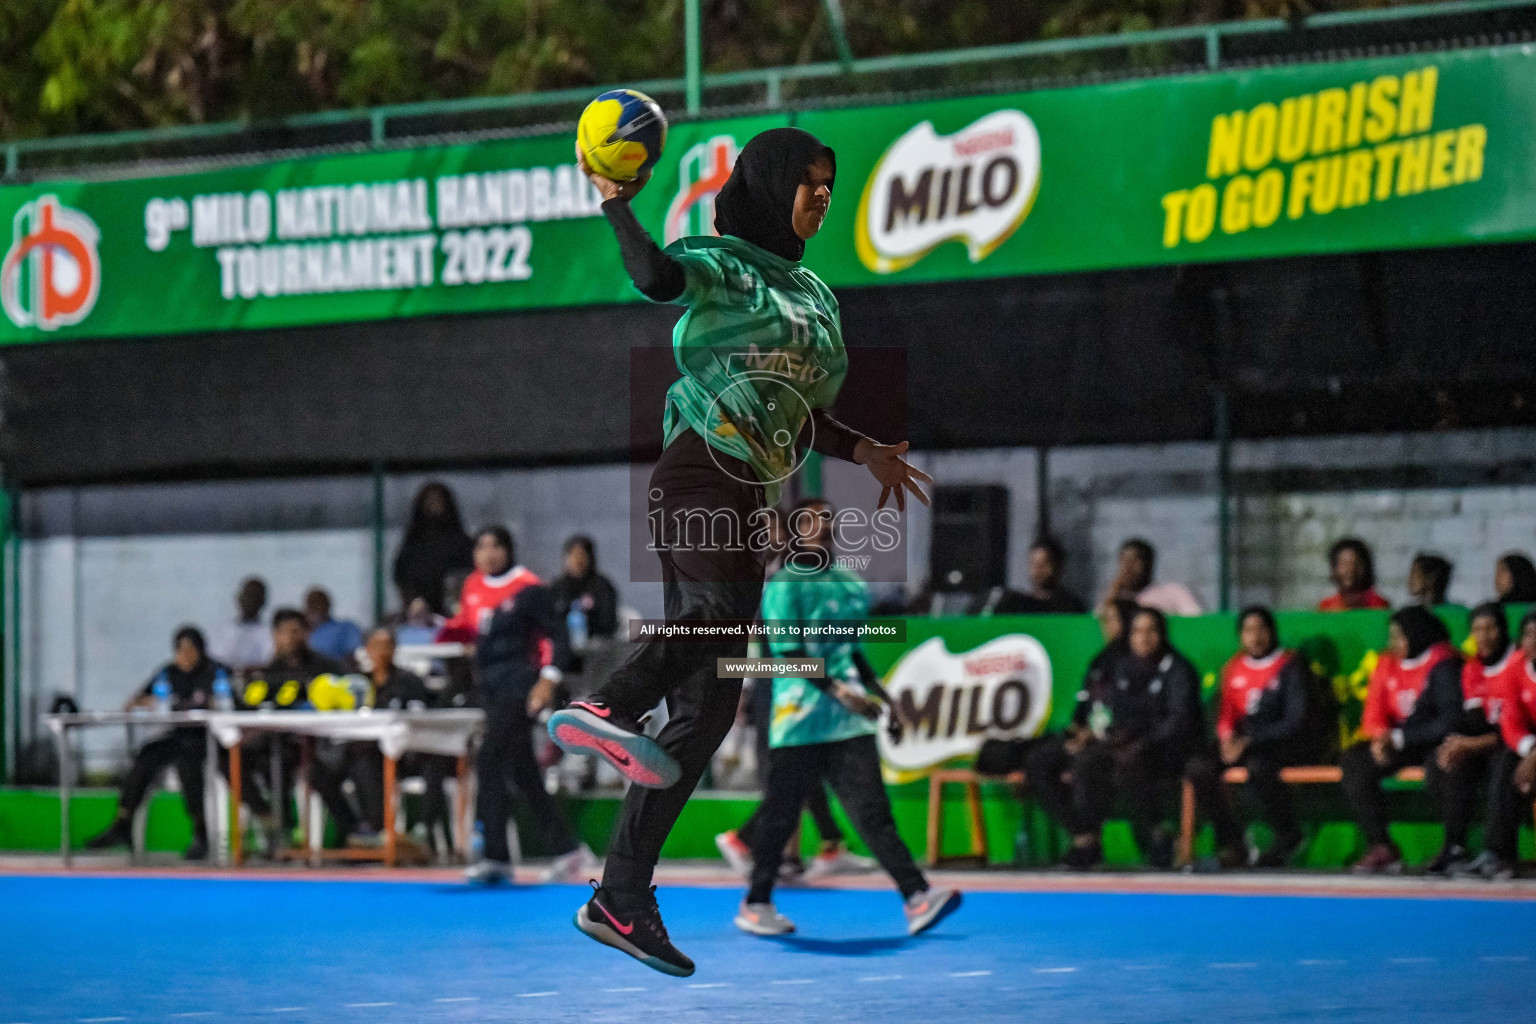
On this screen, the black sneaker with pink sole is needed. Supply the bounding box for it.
[574,882,695,977]
[547,700,681,789]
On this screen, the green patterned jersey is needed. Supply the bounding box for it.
[762,562,876,749]
[659,235,847,506]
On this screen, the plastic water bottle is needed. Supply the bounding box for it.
[212,673,234,712]
[1013,825,1032,868]
[152,677,173,714]
[347,674,372,711]
[470,821,485,861]
[566,605,589,650]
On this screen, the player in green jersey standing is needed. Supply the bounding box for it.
[733,497,961,939]
[549,127,932,977]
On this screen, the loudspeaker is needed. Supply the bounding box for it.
[928,484,1009,593]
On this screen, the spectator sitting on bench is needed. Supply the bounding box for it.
[1343,606,1461,874]
[241,608,370,850]
[1422,602,1518,875]
[1188,606,1337,869]
[1319,538,1391,611]
[85,626,230,861]
[1468,609,1536,880]
[1027,606,1202,869]
[344,627,452,855]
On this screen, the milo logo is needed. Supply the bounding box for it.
[855,109,1041,274]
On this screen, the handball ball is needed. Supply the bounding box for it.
[577,89,668,181]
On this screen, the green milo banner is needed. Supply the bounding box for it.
[863,605,1516,777]
[3,46,1533,342]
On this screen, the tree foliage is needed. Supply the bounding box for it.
[1,0,1413,140]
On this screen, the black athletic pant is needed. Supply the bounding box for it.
[597,429,766,894]
[1484,747,1526,860]
[746,734,926,904]
[1185,742,1309,850]
[738,678,845,851]
[118,728,207,840]
[1340,742,1433,847]
[1423,743,1495,849]
[477,686,579,862]
[1027,734,1181,849]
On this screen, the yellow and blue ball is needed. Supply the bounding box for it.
[577,89,668,181]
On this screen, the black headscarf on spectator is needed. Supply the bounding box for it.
[1237,605,1280,658]
[1469,602,1511,665]
[1498,553,1536,603]
[1391,605,1449,660]
[1120,607,1172,687]
[393,483,474,614]
[714,127,835,263]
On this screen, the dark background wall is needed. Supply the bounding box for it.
[2,240,1533,485]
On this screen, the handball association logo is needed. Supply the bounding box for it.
[855,109,1041,275]
[664,134,737,244]
[1,195,102,332]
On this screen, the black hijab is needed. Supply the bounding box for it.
[714,127,835,263]
[1498,553,1536,603]
[1469,602,1511,666]
[1391,605,1449,660]
[1238,605,1280,658]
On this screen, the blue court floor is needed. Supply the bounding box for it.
[1,874,1532,1024]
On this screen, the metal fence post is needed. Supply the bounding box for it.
[685,0,702,114]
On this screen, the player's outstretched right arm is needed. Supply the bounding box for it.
[579,145,685,303]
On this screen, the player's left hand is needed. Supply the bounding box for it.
[854,438,933,513]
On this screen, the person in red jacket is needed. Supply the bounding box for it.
[1423,603,1516,874]
[1342,606,1461,873]
[1466,609,1536,879]
[1188,607,1335,869]
[1318,538,1391,611]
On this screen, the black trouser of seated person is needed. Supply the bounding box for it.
[1340,741,1434,848]
[1027,733,1184,851]
[1483,747,1527,861]
[1186,740,1316,850]
[116,727,208,840]
[746,734,926,905]
[1423,741,1496,850]
[348,745,455,840]
[230,735,359,841]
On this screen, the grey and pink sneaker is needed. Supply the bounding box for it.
[547,701,681,789]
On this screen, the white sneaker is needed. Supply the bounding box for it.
[539,843,599,883]
[464,858,512,885]
[715,830,754,876]
[734,900,796,936]
[904,888,962,935]
[805,844,879,878]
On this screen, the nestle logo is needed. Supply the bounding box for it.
[962,653,1028,676]
[953,129,1015,158]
